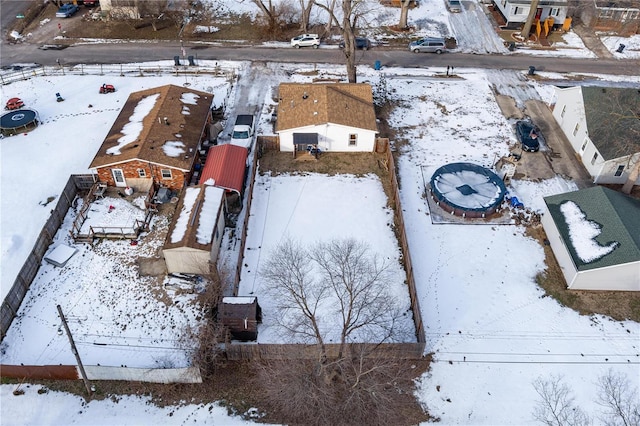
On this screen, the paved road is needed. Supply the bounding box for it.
[2,41,640,76]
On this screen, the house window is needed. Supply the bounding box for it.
[501,0,506,7]
[161,169,172,179]
[580,139,588,152]
[560,105,566,117]
[137,168,147,178]
[614,165,625,177]
[514,6,522,14]
[591,153,598,165]
[349,134,357,146]
[550,8,559,16]
[573,123,580,136]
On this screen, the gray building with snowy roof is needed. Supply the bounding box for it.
[541,186,640,291]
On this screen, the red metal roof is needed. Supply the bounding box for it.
[199,144,248,194]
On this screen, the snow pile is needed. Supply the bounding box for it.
[560,200,619,263]
[170,187,201,243]
[196,186,224,245]
[107,94,159,155]
[162,141,186,157]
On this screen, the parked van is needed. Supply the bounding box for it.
[408,37,447,54]
[447,0,462,12]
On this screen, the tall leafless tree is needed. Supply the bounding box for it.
[397,0,412,29]
[596,369,640,426]
[532,375,590,426]
[258,238,422,424]
[586,88,640,194]
[315,0,372,82]
[262,238,411,356]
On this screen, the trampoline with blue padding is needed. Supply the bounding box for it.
[1,109,40,136]
[430,162,507,218]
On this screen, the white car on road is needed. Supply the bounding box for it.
[291,33,320,48]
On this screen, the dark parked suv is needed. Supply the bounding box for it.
[339,37,372,50]
[515,120,541,152]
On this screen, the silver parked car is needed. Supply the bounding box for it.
[409,37,447,54]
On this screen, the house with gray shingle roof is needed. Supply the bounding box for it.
[276,83,378,154]
[551,86,640,189]
[541,186,640,291]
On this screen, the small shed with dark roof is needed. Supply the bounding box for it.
[276,83,378,153]
[541,186,640,291]
[218,296,262,341]
[89,85,214,191]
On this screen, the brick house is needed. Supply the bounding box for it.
[89,85,214,191]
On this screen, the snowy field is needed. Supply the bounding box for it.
[238,173,416,343]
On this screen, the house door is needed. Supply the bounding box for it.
[535,8,543,20]
[111,168,126,187]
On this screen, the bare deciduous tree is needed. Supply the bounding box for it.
[532,375,590,426]
[315,0,372,83]
[257,238,421,425]
[181,266,227,380]
[596,369,640,426]
[585,88,640,194]
[252,345,428,426]
[262,238,411,355]
[397,0,412,29]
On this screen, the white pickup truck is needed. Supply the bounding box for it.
[230,115,254,149]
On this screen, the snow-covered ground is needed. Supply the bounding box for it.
[2,59,638,425]
[2,0,640,423]
[238,173,416,343]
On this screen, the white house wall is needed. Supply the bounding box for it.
[594,153,640,185]
[541,207,578,289]
[163,247,211,275]
[209,202,226,265]
[571,262,640,291]
[493,0,567,24]
[553,87,640,185]
[279,124,376,152]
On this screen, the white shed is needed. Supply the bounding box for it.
[163,184,226,274]
[276,83,378,153]
[542,186,640,291]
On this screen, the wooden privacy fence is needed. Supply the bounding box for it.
[225,342,426,361]
[385,147,426,344]
[1,175,94,340]
[231,142,260,294]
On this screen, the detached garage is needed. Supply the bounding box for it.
[163,184,225,274]
[542,186,640,291]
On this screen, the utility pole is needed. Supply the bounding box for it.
[57,305,92,397]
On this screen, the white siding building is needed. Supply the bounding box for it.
[493,0,568,28]
[276,83,378,154]
[542,186,640,291]
[552,86,640,186]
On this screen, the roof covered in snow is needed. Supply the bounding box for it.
[276,83,377,133]
[199,144,248,194]
[581,87,640,161]
[164,184,225,251]
[89,84,213,171]
[544,186,640,270]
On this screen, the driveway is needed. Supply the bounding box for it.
[510,99,593,188]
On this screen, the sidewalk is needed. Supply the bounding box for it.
[563,23,614,59]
